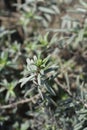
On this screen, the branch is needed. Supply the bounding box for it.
[0,93,40,110]
[54,78,72,97]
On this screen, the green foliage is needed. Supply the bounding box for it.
[0,0,87,130]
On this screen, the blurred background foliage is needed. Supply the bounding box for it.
[0,0,87,130]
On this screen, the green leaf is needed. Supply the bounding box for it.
[19,74,35,87]
[38,7,56,14]
[44,80,56,96]
[80,0,87,8]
